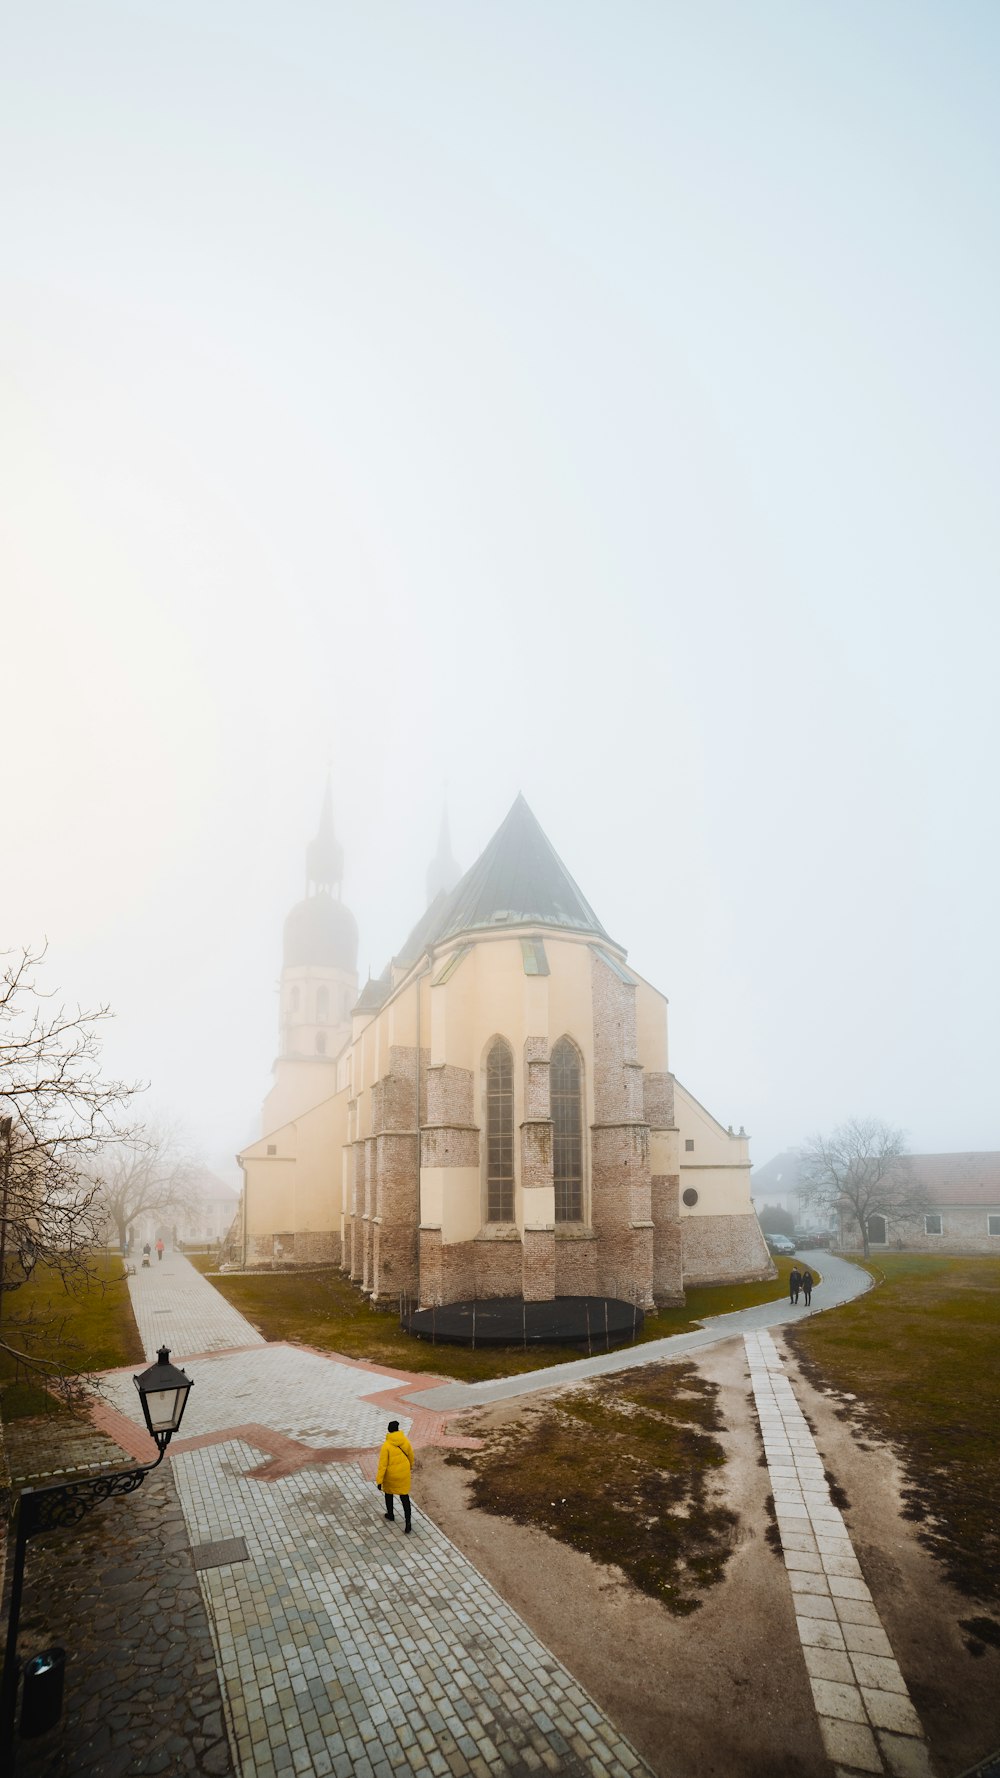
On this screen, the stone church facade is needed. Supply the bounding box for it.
[237,792,773,1307]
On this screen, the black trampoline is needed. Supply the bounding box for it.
[402,1295,643,1348]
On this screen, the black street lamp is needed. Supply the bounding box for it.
[0,1347,193,1766]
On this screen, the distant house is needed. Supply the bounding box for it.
[838,1153,1000,1255]
[750,1151,807,1221]
[173,1169,241,1248]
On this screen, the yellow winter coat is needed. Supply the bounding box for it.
[377,1430,414,1494]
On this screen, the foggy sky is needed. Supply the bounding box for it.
[3,3,998,1184]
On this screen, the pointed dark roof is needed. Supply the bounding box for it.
[426,795,615,949]
[306,776,344,893]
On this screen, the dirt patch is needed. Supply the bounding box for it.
[778,1332,1000,1776]
[420,1339,827,1778]
[444,1358,736,1614]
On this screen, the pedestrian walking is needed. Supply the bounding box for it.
[801,1269,814,1306]
[155,1237,165,1263]
[376,1420,415,1533]
[789,1265,802,1305]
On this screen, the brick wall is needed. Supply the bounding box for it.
[554,1229,598,1295]
[522,1227,555,1301]
[681,1213,774,1285]
[650,1172,684,1304]
[842,1206,1000,1255]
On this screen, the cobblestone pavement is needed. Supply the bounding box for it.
[83,1253,655,1777]
[126,1250,265,1361]
[746,1330,934,1778]
[174,1440,649,1778]
[3,1414,234,1778]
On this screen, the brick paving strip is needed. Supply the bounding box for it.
[745,1330,935,1778]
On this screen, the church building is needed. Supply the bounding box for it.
[236,791,772,1308]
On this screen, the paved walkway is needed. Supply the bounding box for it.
[96,1253,652,1778]
[71,1247,901,1778]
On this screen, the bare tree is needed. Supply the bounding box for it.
[798,1117,925,1256]
[0,944,142,1384]
[91,1123,198,1251]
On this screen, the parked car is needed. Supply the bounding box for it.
[794,1228,832,1249]
[764,1233,796,1256]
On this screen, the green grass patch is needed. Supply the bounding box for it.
[0,1252,144,1421]
[448,1360,736,1613]
[195,1258,801,1383]
[788,1253,1000,1602]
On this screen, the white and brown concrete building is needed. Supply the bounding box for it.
[839,1152,1000,1254]
[237,793,773,1307]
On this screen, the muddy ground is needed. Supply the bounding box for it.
[418,1332,999,1778]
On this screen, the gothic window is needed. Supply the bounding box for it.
[551,1037,583,1222]
[486,1038,515,1222]
[317,987,329,1024]
[290,987,300,1016]
[315,1032,326,1055]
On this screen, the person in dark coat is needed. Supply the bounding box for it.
[376,1420,415,1532]
[801,1269,814,1306]
[789,1266,802,1305]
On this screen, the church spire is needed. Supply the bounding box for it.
[306,775,344,897]
[426,801,461,906]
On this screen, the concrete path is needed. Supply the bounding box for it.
[104,1252,653,1778]
[401,1248,872,1412]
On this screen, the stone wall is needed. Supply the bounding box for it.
[842,1207,1000,1256]
[245,1229,341,1266]
[554,1228,598,1295]
[650,1172,684,1304]
[590,951,655,1308]
[681,1213,775,1285]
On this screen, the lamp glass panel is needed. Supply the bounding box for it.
[142,1386,184,1431]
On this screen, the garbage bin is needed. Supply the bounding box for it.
[20,1646,66,1737]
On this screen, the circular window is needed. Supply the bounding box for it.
[682,1187,699,1207]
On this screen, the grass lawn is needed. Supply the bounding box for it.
[0,1251,144,1421]
[190,1255,808,1384]
[788,1253,1000,1606]
[447,1360,736,1614]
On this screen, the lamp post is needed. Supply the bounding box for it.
[0,1347,193,1766]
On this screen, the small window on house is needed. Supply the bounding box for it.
[266,1144,277,1156]
[316,1033,326,1055]
[924,1213,942,1235]
[685,1139,695,1152]
[486,1038,515,1221]
[682,1188,699,1207]
[317,986,329,1024]
[989,1215,1000,1236]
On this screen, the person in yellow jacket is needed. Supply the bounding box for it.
[376,1420,415,1532]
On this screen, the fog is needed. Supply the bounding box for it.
[3,4,997,1183]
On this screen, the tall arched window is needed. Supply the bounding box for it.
[290,987,300,1016]
[551,1037,583,1222]
[316,987,329,1024]
[315,1032,327,1055]
[486,1039,515,1222]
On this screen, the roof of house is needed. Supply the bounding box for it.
[906,1152,1000,1206]
[750,1150,805,1195]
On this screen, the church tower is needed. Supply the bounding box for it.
[426,803,461,906]
[262,781,358,1131]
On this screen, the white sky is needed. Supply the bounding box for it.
[3,3,998,1184]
